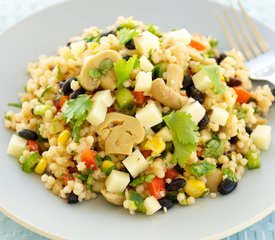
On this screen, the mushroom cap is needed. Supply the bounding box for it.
[96,112,145,155]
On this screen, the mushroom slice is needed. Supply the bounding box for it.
[101,188,125,206]
[79,50,122,91]
[166,63,184,92]
[96,112,145,155]
[150,78,188,109]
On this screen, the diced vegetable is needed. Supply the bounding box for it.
[22,152,41,173]
[105,170,130,193]
[144,196,162,215]
[222,168,237,182]
[245,150,261,169]
[135,71,152,92]
[152,63,167,79]
[117,28,138,45]
[143,136,166,155]
[202,136,225,158]
[33,104,50,116]
[86,100,107,126]
[184,179,206,198]
[148,177,165,200]
[132,91,146,105]
[164,168,179,180]
[100,160,115,175]
[115,88,135,109]
[54,95,69,112]
[80,149,97,170]
[233,87,252,104]
[91,90,114,107]
[134,31,160,57]
[189,39,207,51]
[34,157,48,175]
[192,70,212,93]
[139,55,154,72]
[57,130,71,145]
[250,125,271,150]
[7,134,28,158]
[122,149,149,178]
[156,127,173,142]
[210,106,229,126]
[27,140,40,152]
[141,150,152,158]
[181,100,206,124]
[130,174,155,187]
[189,161,216,178]
[129,191,146,213]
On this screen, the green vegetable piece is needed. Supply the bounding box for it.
[209,38,219,48]
[202,137,225,158]
[115,88,135,109]
[147,24,162,37]
[86,174,93,190]
[33,105,50,116]
[119,22,136,29]
[56,65,62,81]
[40,85,52,98]
[100,160,115,175]
[163,111,199,167]
[114,55,140,88]
[95,155,103,166]
[236,108,248,120]
[245,150,261,169]
[222,168,237,182]
[165,142,174,152]
[77,169,93,182]
[152,63,167,79]
[89,69,102,79]
[166,191,178,201]
[129,191,146,213]
[201,65,225,95]
[8,103,22,108]
[117,28,138,45]
[189,161,216,178]
[130,174,155,187]
[22,152,41,173]
[99,59,114,75]
[84,35,100,43]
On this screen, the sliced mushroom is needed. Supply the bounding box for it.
[96,112,145,155]
[101,188,125,206]
[206,168,223,192]
[166,63,184,92]
[150,78,188,109]
[79,50,122,91]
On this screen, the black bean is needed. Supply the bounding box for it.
[125,39,136,50]
[245,127,253,135]
[101,30,116,37]
[18,129,38,140]
[151,122,164,133]
[165,191,178,201]
[174,164,184,174]
[66,42,72,48]
[198,114,209,130]
[70,87,86,99]
[123,55,131,61]
[272,88,275,97]
[227,77,242,87]
[166,178,185,191]
[218,178,238,195]
[229,135,239,144]
[217,52,227,65]
[182,75,194,90]
[186,86,205,104]
[59,80,66,88]
[158,198,173,209]
[62,77,76,96]
[67,193,79,204]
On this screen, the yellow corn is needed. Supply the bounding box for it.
[101,160,115,175]
[57,130,71,145]
[34,158,48,175]
[143,136,166,155]
[184,179,206,198]
[87,42,100,55]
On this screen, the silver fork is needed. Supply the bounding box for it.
[217,0,275,85]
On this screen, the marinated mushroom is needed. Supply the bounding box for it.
[96,112,145,155]
[206,168,223,192]
[101,188,125,206]
[79,50,122,91]
[166,63,184,92]
[150,78,188,109]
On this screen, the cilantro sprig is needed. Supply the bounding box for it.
[202,136,225,158]
[130,174,155,187]
[164,111,200,167]
[117,28,138,45]
[222,168,237,182]
[189,161,216,178]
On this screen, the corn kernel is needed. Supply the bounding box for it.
[35,158,48,175]
[87,42,100,54]
[143,136,166,155]
[184,179,206,198]
[101,160,115,175]
[58,130,71,145]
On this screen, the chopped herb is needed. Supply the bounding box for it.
[130,174,155,187]
[236,108,248,119]
[8,103,22,108]
[202,137,225,158]
[77,169,93,182]
[164,111,199,167]
[89,68,102,79]
[209,38,219,48]
[117,28,138,45]
[114,55,140,88]
[56,65,62,81]
[98,59,114,75]
[147,24,162,37]
[95,155,103,166]
[201,65,226,95]
[86,174,93,190]
[189,161,216,178]
[152,63,167,79]
[84,35,100,43]
[4,114,11,121]
[119,22,136,29]
[222,168,237,182]
[62,94,91,142]
[129,191,146,213]
[40,85,53,98]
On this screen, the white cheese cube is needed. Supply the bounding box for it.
[134,31,160,58]
[144,196,162,215]
[166,29,191,45]
[135,71,152,92]
[91,90,114,107]
[210,106,229,126]
[140,55,154,72]
[135,102,162,129]
[105,170,130,193]
[192,70,212,93]
[122,149,149,178]
[156,127,173,142]
[86,101,107,126]
[181,99,206,123]
[251,125,271,150]
[7,134,28,158]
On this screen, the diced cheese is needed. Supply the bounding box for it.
[7,134,27,158]
[122,149,149,178]
[210,106,229,126]
[192,70,212,93]
[134,31,160,58]
[91,90,114,107]
[86,101,107,126]
[144,196,162,215]
[135,102,162,129]
[105,170,130,193]
[166,29,191,45]
[156,126,173,142]
[139,55,154,72]
[251,125,271,150]
[181,99,206,123]
[135,71,152,92]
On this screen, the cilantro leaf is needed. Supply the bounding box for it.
[236,108,248,119]
[130,174,155,187]
[164,111,199,167]
[84,35,100,43]
[147,24,162,37]
[114,55,140,88]
[189,161,216,178]
[99,59,114,75]
[40,85,52,98]
[56,65,62,81]
[129,191,146,213]
[202,137,225,158]
[117,28,138,45]
[222,168,237,182]
[89,68,102,79]
[201,65,225,94]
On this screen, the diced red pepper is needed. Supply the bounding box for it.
[164,168,179,180]
[196,144,204,158]
[27,140,40,152]
[148,177,166,200]
[63,173,75,184]
[189,39,207,51]
[54,95,69,112]
[233,87,252,104]
[80,149,97,170]
[141,150,152,158]
[132,91,146,105]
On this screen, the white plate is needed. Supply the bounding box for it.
[0,0,275,239]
